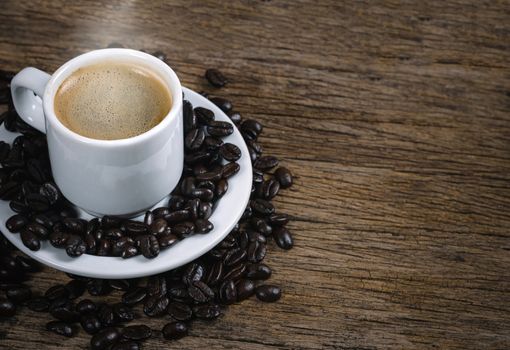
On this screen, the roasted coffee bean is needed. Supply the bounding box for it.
[25,193,50,212]
[152,50,166,61]
[76,299,97,314]
[227,110,242,124]
[45,284,69,301]
[205,260,224,286]
[143,295,169,317]
[251,198,275,216]
[219,143,241,162]
[210,97,233,113]
[81,313,102,334]
[259,177,280,199]
[26,222,49,239]
[26,159,48,183]
[0,181,20,200]
[221,162,240,179]
[240,119,263,139]
[122,287,147,306]
[90,327,120,350]
[143,211,154,226]
[97,239,111,256]
[274,166,293,188]
[111,237,133,256]
[254,156,279,171]
[101,215,122,229]
[49,298,78,322]
[236,279,255,301]
[198,201,213,219]
[247,230,267,244]
[205,68,228,87]
[39,182,61,204]
[167,301,193,321]
[0,141,9,164]
[113,303,134,322]
[123,221,147,235]
[168,283,189,302]
[192,303,222,320]
[157,232,178,248]
[20,228,40,251]
[65,234,86,257]
[46,321,75,337]
[251,217,272,235]
[215,179,228,198]
[6,285,31,304]
[207,120,233,137]
[138,235,159,259]
[162,321,188,340]
[121,245,138,259]
[255,285,281,302]
[98,304,116,326]
[182,262,204,285]
[87,279,111,296]
[86,217,100,235]
[203,136,223,150]
[0,298,16,317]
[121,325,152,341]
[195,218,214,234]
[105,228,123,241]
[15,255,41,273]
[109,279,131,292]
[6,214,28,232]
[247,240,267,263]
[219,280,237,304]
[173,221,195,237]
[62,217,86,234]
[268,213,289,226]
[33,214,54,229]
[222,262,247,282]
[149,218,167,235]
[49,230,69,248]
[185,128,206,150]
[112,341,140,350]
[84,234,97,254]
[164,209,190,223]
[194,107,215,125]
[184,150,211,165]
[27,296,50,312]
[180,177,195,195]
[65,279,87,299]
[188,280,214,303]
[183,100,196,133]
[223,248,247,267]
[273,227,294,250]
[0,255,18,271]
[196,169,222,182]
[147,275,167,297]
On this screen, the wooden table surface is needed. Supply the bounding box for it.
[1,1,510,349]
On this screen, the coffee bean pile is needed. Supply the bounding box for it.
[1,84,245,259]
[0,62,294,348]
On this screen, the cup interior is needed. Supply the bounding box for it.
[42,49,182,145]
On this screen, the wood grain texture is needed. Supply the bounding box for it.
[1,0,510,349]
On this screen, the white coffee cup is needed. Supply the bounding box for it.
[10,49,183,217]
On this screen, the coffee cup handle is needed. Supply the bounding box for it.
[10,67,51,134]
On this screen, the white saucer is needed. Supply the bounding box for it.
[0,87,252,279]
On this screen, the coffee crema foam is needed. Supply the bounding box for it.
[54,62,172,140]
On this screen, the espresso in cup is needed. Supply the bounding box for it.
[54,61,172,140]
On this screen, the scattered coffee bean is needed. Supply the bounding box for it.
[121,325,152,341]
[205,68,228,87]
[210,97,233,113]
[90,327,120,350]
[46,320,75,337]
[162,321,188,340]
[0,298,16,317]
[255,285,281,302]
